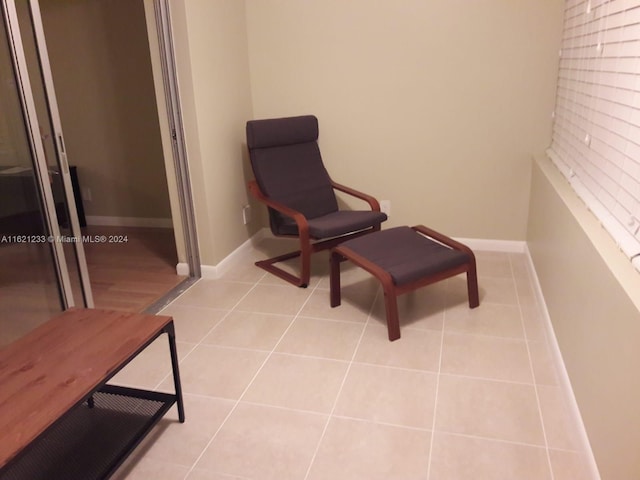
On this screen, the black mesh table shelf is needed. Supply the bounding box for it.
[0,309,185,480]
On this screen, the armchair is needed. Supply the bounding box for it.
[246,115,388,287]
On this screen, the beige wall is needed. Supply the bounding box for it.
[143,4,640,478]
[40,0,171,221]
[245,0,564,240]
[170,0,255,266]
[528,157,640,480]
[167,0,564,264]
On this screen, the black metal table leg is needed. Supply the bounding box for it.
[164,321,185,423]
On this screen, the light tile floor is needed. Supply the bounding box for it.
[112,238,596,480]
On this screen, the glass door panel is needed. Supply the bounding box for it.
[13,0,93,308]
[0,4,63,346]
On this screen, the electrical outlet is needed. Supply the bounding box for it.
[242,204,252,225]
[83,187,92,202]
[380,200,391,216]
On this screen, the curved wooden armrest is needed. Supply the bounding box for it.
[331,180,381,211]
[412,225,476,259]
[247,180,310,238]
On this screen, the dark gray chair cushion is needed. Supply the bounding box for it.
[251,142,338,221]
[277,210,389,238]
[247,115,319,149]
[246,115,386,238]
[340,226,470,285]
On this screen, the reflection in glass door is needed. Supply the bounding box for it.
[14,0,93,309]
[0,4,62,346]
[0,0,92,346]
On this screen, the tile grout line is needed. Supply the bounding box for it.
[135,273,270,480]
[182,272,321,478]
[151,273,268,393]
[127,250,563,478]
[425,286,447,480]
[301,283,379,480]
[509,253,555,480]
[428,428,552,451]
[162,271,270,478]
[168,256,550,474]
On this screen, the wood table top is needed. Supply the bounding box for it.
[0,308,173,468]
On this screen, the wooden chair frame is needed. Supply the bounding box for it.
[248,179,383,288]
[330,225,479,340]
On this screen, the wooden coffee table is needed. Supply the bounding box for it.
[0,308,185,480]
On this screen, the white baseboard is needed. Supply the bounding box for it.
[249,229,526,253]
[200,264,218,280]
[199,229,270,279]
[176,262,189,276]
[456,237,527,253]
[195,229,524,279]
[85,215,173,228]
[524,245,601,480]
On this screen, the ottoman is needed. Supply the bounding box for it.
[330,225,479,341]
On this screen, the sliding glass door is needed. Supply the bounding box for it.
[1,0,198,344]
[14,0,93,308]
[0,0,92,346]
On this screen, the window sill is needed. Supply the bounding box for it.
[534,154,640,313]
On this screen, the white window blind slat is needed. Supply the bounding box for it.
[550,0,640,271]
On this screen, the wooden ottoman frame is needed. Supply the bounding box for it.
[330,225,479,341]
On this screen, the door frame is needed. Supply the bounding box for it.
[149,0,201,279]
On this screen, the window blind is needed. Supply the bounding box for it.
[548,0,640,271]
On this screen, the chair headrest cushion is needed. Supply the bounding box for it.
[246,115,319,149]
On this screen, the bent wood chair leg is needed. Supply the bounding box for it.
[383,286,401,341]
[330,251,342,307]
[255,226,383,288]
[378,272,401,341]
[254,249,312,288]
[462,251,480,308]
[255,250,307,287]
[332,245,403,340]
[299,241,312,288]
[466,258,480,308]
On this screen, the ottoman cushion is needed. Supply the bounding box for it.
[339,226,471,286]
